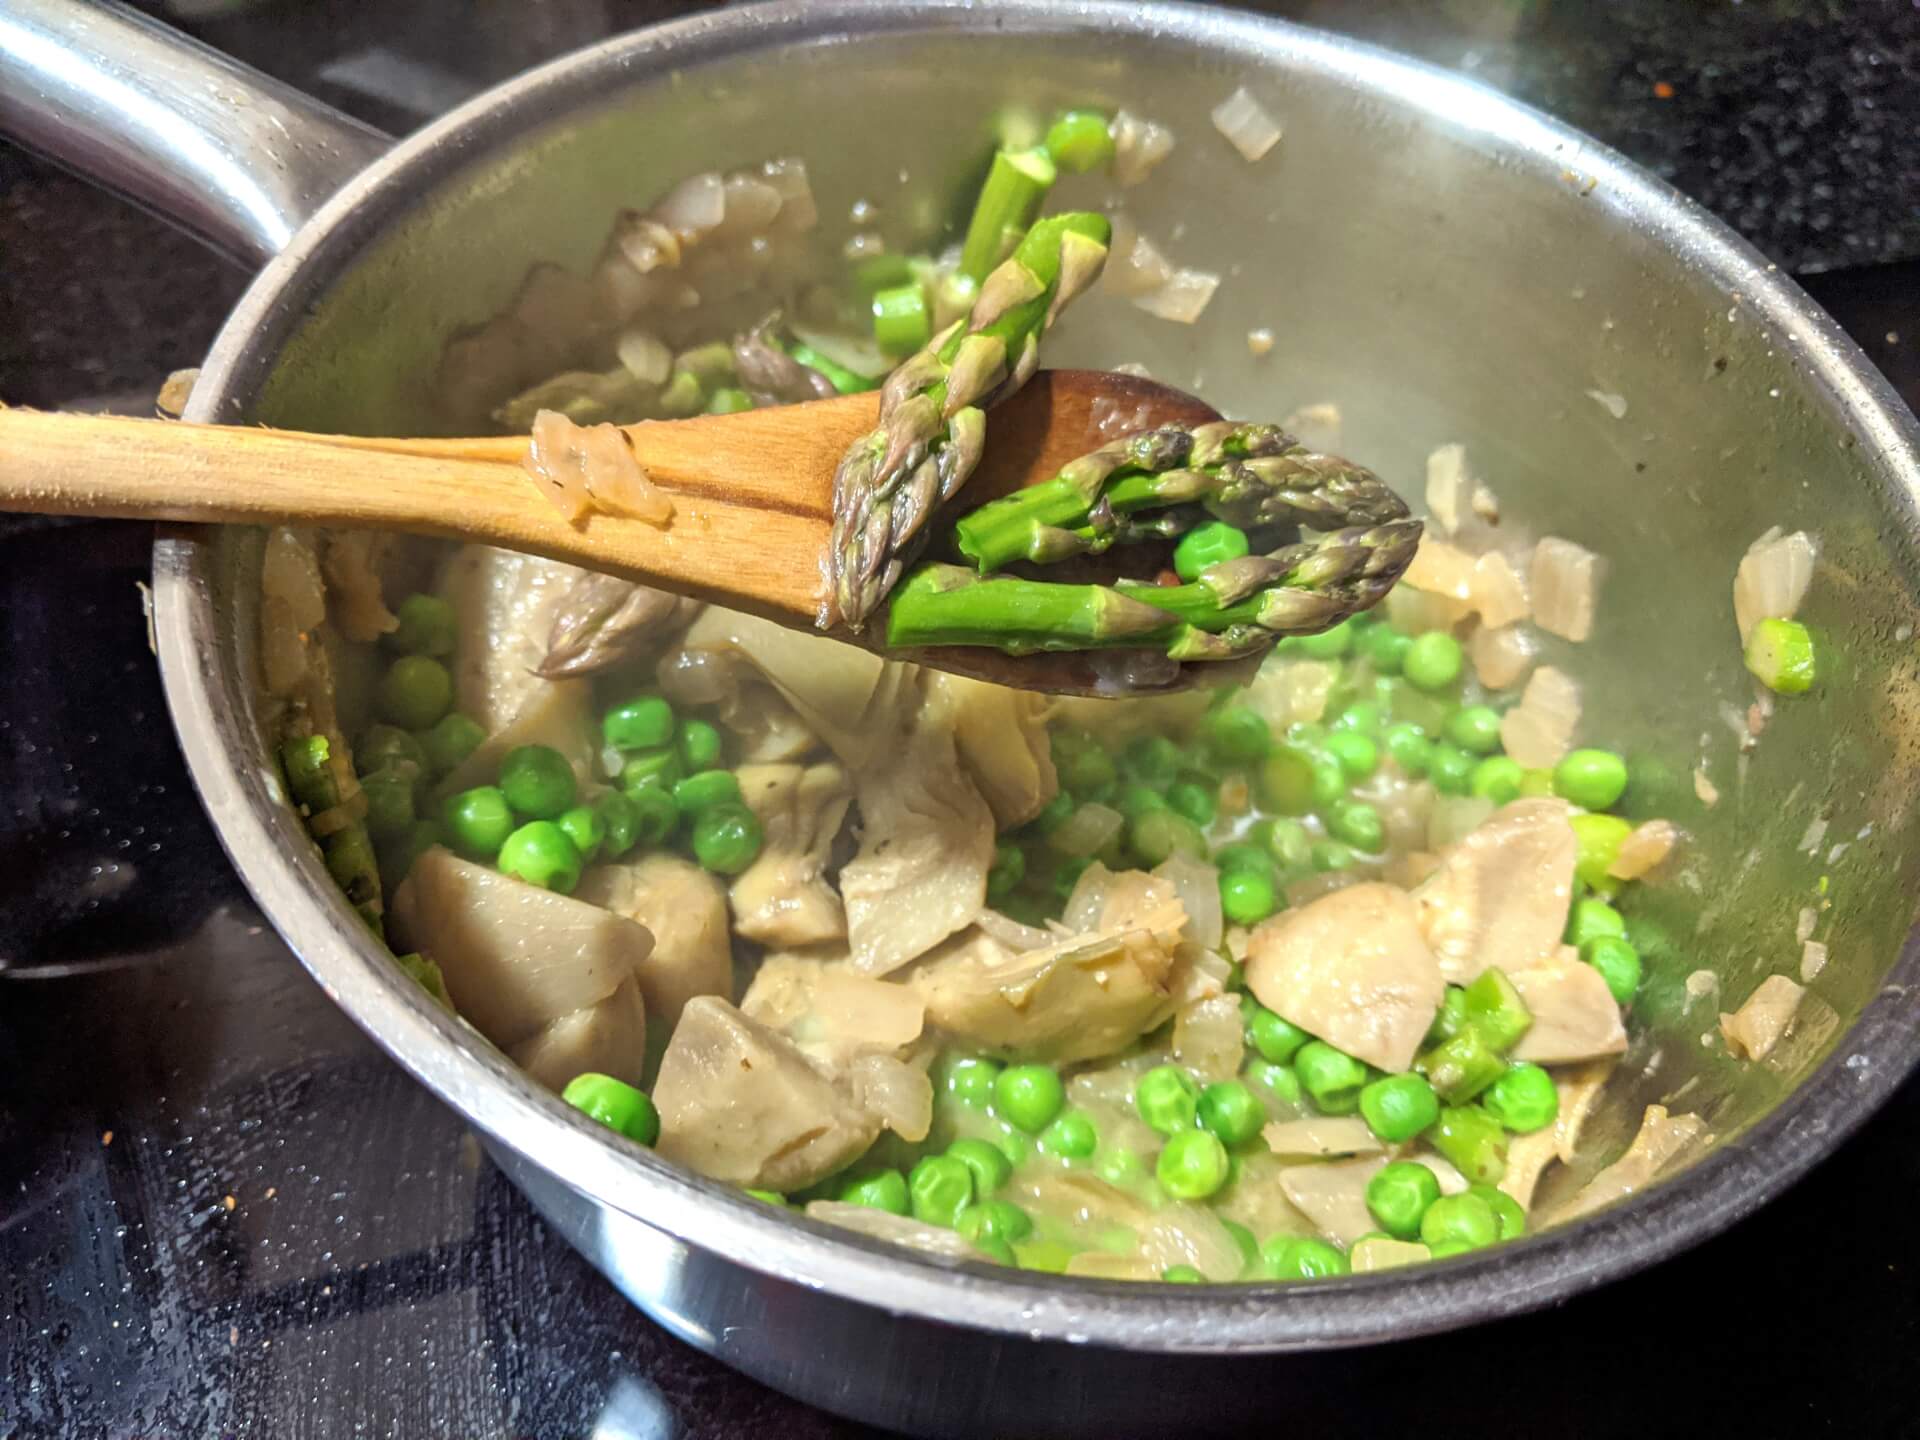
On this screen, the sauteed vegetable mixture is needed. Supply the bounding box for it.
[260,104,1810,1282]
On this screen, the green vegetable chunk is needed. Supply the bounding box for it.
[1295,1041,1369,1115]
[1424,985,1470,1047]
[1581,935,1643,1005]
[839,1169,910,1215]
[1326,798,1385,854]
[1362,624,1412,675]
[1296,620,1353,659]
[1469,755,1525,804]
[594,792,642,858]
[1402,631,1464,692]
[1484,1063,1559,1133]
[873,283,933,357]
[498,743,577,820]
[440,786,515,860]
[987,842,1027,900]
[677,718,724,772]
[1566,896,1627,948]
[1040,1109,1099,1159]
[948,1138,1013,1194]
[1463,967,1533,1051]
[626,784,680,846]
[941,1055,1002,1109]
[957,1199,1033,1245]
[419,712,485,777]
[672,768,743,816]
[1324,731,1379,782]
[1157,1130,1230,1199]
[1428,1105,1508,1186]
[1419,1192,1500,1250]
[1419,1026,1506,1104]
[603,695,676,752]
[1444,705,1502,755]
[556,804,606,863]
[360,766,417,842]
[1243,1059,1303,1109]
[1359,1073,1441,1143]
[1571,812,1634,892]
[1427,743,1474,795]
[1219,867,1278,926]
[689,801,762,874]
[1044,107,1116,173]
[359,724,428,777]
[1202,705,1271,765]
[620,748,684,794]
[1262,1235,1350,1281]
[1160,1264,1206,1284]
[1383,722,1434,777]
[386,593,457,657]
[497,820,583,893]
[377,655,454,729]
[995,1064,1066,1133]
[1173,520,1252,582]
[1366,1160,1442,1240]
[562,1072,660,1145]
[1135,1064,1201,1135]
[1553,748,1629,810]
[1197,1081,1265,1146]
[1165,780,1216,827]
[1468,1183,1528,1240]
[1745,617,1816,694]
[909,1155,976,1227]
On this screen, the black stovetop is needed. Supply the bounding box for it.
[3,3,1918,1436]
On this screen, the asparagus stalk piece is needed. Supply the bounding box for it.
[886,519,1423,660]
[823,210,1112,630]
[959,147,1059,283]
[953,420,1412,572]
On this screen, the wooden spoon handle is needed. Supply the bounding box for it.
[0,407,828,623]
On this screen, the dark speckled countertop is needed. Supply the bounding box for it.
[2,3,1917,1437]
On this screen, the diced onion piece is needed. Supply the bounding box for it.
[1733,528,1817,647]
[1693,767,1720,807]
[1049,801,1125,858]
[523,409,672,527]
[1384,585,1463,635]
[1402,537,1476,623]
[656,171,726,240]
[1796,906,1818,944]
[1469,552,1530,628]
[157,367,198,418]
[1104,216,1168,298]
[1247,327,1275,356]
[615,329,673,386]
[262,527,327,631]
[258,594,307,697]
[1211,86,1282,161]
[1138,1205,1248,1282]
[848,1053,932,1143]
[1719,974,1805,1061]
[1425,443,1471,534]
[1132,267,1220,325]
[1500,665,1581,768]
[788,323,890,383]
[761,157,818,234]
[1608,819,1677,879]
[1351,1237,1431,1273]
[804,1201,980,1260]
[974,908,1054,952]
[1282,402,1342,456]
[715,174,783,239]
[1800,940,1828,982]
[1110,109,1175,187]
[1585,388,1628,420]
[1172,994,1244,1081]
[1468,623,1536,691]
[1531,537,1601,642]
[1155,853,1223,951]
[613,215,682,275]
[1471,484,1502,524]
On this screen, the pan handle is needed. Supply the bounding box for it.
[0,0,390,268]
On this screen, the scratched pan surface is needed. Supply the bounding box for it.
[7,1,1920,1434]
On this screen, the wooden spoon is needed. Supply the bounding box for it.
[0,370,1218,695]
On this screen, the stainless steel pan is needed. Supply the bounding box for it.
[6,2,1919,1434]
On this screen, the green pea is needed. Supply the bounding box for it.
[940,1055,1002,1110]
[1218,1219,1261,1278]
[1361,623,1412,675]
[1403,631,1464,692]
[1197,1081,1265,1146]
[620,748,685,795]
[744,1188,787,1207]
[1554,748,1629,811]
[1127,810,1207,868]
[1257,744,1342,816]
[1359,1073,1441,1143]
[1581,935,1643,1005]
[838,1169,910,1216]
[603,695,676,752]
[1309,839,1355,873]
[1444,705,1503,755]
[1219,867,1278,926]
[1243,1061,1301,1113]
[1468,1183,1527,1240]
[1428,1105,1509,1186]
[1426,1239,1473,1260]
[690,801,762,875]
[1203,705,1272,765]
[1566,896,1627,948]
[386,593,457,657]
[1380,722,1433,777]
[947,1138,1013,1196]
[1326,798,1385,854]
[994,1064,1065,1133]
[956,1199,1033,1246]
[360,765,418,842]
[671,768,742,816]
[440,785,515,860]
[1295,1041,1369,1115]
[1053,730,1117,797]
[1211,841,1274,879]
[1571,812,1634,891]
[1044,106,1117,173]
[1419,1193,1500,1250]
[1365,1160,1442,1240]
[377,655,454,730]
[677,718,724,772]
[1096,1146,1149,1188]
[1173,520,1251,581]
[1484,1063,1559,1133]
[1262,1235,1349,1281]
[498,743,578,820]
[1252,817,1313,872]
[1160,1264,1206,1284]
[358,724,428,778]
[1135,1063,1201,1136]
[626,784,680,846]
[1427,743,1475,795]
[1331,701,1384,736]
[987,842,1027,901]
[908,1155,976,1227]
[1156,1129,1230,1199]
[1247,1007,1310,1064]
[1165,779,1217,827]
[590,792,639,859]
[1050,856,1093,901]
[1745,616,1817,694]
[1030,791,1075,835]
[1296,620,1354,659]
[1517,767,1556,797]
[556,804,606,863]
[561,1072,660,1145]
[1013,1238,1075,1274]
[497,820,583,893]
[1040,1109,1098,1159]
[1113,784,1167,824]
[419,712,485,777]
[1123,734,1184,788]
[1469,755,1525,804]
[1322,731,1379,784]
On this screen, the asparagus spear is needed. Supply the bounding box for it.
[823,209,1112,630]
[885,520,1423,661]
[958,147,1059,283]
[953,420,1412,573]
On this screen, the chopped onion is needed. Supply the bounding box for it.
[1104,216,1170,298]
[656,171,726,240]
[1585,388,1628,420]
[1138,1204,1247,1282]
[1404,535,1476,606]
[1530,537,1601,643]
[761,157,818,234]
[262,527,327,631]
[1796,906,1818,944]
[1425,444,1471,534]
[1468,622,1536,691]
[523,409,673,527]
[715,174,783,239]
[1282,402,1343,456]
[258,594,307,697]
[1500,665,1581,768]
[1211,85,1282,161]
[1471,483,1502,525]
[788,322,889,383]
[1049,801,1125,858]
[1172,994,1244,1081]
[1110,109,1175,186]
[1470,552,1530,628]
[1733,528,1816,646]
[1800,939,1828,982]
[1133,267,1219,324]
[1693,767,1720,806]
[613,215,682,275]
[804,1201,978,1261]
[1609,819,1677,879]
[974,908,1053,952]
[615,329,673,386]
[1154,853,1223,950]
[1062,863,1118,932]
[1384,585,1463,635]
[1247,327,1275,356]
[848,1053,932,1142]
[1719,974,1804,1061]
